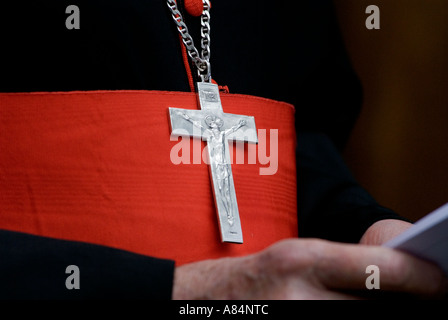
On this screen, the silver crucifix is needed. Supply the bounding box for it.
[169,82,258,243]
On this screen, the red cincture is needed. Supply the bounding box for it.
[0,90,298,265]
[184,0,205,17]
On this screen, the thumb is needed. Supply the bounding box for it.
[313,241,446,297]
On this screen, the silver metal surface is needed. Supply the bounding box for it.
[166,0,212,82]
[169,83,258,243]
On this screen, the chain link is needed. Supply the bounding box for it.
[167,0,212,82]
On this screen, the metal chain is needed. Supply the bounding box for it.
[167,0,212,82]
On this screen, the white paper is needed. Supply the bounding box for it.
[383,202,448,275]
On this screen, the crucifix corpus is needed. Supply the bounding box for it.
[169,82,258,243]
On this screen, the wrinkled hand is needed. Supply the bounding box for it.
[360,219,413,246]
[173,237,447,300]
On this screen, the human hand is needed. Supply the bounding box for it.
[172,238,447,300]
[360,219,413,246]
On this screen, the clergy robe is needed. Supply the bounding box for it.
[0,0,407,299]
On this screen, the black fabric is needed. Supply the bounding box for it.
[296,133,408,242]
[0,0,408,299]
[0,229,174,300]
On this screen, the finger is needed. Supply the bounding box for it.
[360,219,413,245]
[311,240,446,297]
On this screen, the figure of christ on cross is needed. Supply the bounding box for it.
[177,112,247,227]
[168,82,258,243]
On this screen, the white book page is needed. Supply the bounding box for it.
[383,203,448,275]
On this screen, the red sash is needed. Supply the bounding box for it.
[0,90,297,265]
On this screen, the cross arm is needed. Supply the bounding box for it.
[223,114,258,144]
[168,107,210,140]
